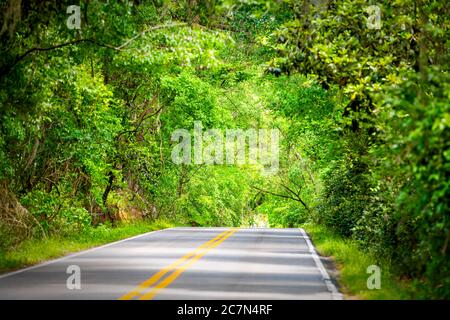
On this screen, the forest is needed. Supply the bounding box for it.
[0,0,448,299]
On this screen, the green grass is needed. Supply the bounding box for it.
[302,222,418,300]
[0,220,421,299]
[0,219,176,274]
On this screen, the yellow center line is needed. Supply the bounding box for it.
[138,228,238,300]
[119,228,236,300]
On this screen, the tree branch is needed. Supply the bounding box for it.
[251,185,310,211]
[1,22,188,77]
[115,22,187,50]
[0,39,114,77]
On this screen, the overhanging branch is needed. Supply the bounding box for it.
[1,22,188,77]
[251,185,310,211]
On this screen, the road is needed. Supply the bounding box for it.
[0,227,342,300]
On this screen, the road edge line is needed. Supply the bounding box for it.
[0,227,174,280]
[299,228,344,300]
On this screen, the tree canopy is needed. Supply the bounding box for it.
[0,0,448,298]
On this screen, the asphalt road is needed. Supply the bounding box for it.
[0,227,342,300]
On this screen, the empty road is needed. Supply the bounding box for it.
[0,228,342,300]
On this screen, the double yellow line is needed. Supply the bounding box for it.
[119,228,238,300]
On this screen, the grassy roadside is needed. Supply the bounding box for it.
[0,219,176,274]
[302,222,418,300]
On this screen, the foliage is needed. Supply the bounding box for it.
[0,0,448,299]
[267,0,450,298]
[303,222,417,300]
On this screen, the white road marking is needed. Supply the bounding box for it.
[299,228,343,300]
[0,227,173,280]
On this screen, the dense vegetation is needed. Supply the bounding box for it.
[0,1,448,298]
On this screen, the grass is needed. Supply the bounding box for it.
[0,219,421,299]
[0,218,176,274]
[302,222,418,300]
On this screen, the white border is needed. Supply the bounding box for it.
[0,227,172,280]
[299,228,344,300]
